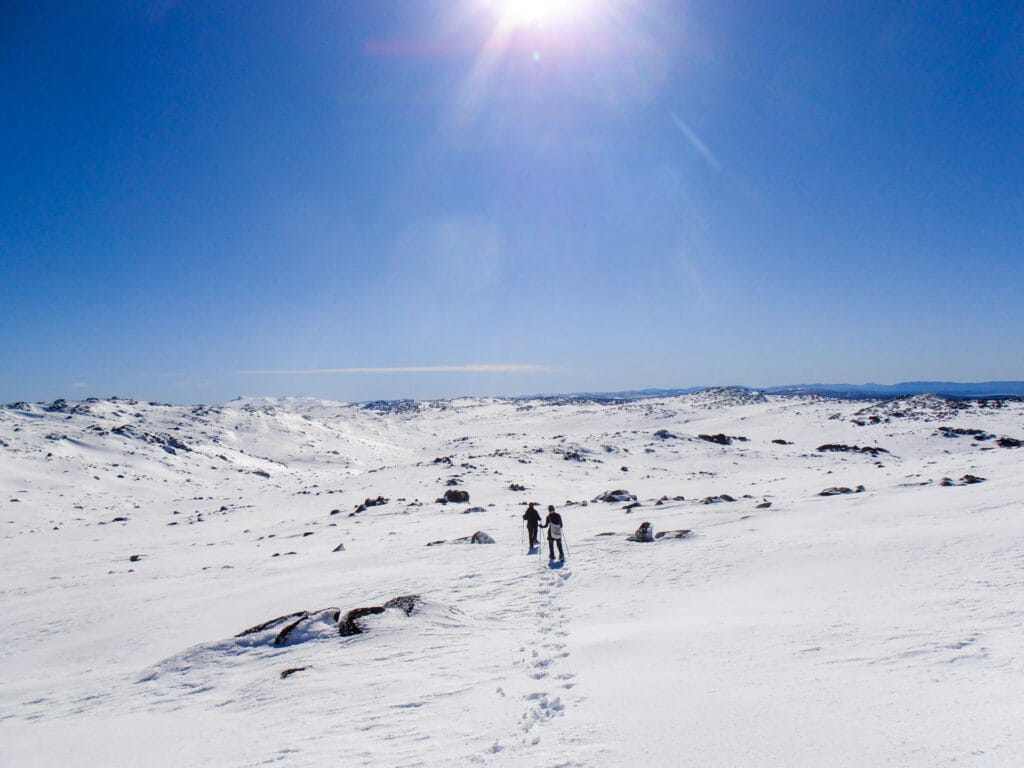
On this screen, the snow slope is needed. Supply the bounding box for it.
[1,391,1022,766]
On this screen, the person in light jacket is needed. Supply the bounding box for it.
[540,504,565,561]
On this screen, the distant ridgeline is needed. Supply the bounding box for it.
[520,382,1024,404]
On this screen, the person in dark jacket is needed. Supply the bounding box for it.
[522,502,541,549]
[540,504,565,561]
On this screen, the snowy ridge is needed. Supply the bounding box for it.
[2,394,1024,766]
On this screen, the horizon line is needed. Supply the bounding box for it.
[233,364,559,376]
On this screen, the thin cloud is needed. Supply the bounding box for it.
[671,114,720,171]
[234,364,557,376]
[70,382,89,389]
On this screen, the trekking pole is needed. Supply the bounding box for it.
[562,533,570,561]
[521,521,526,555]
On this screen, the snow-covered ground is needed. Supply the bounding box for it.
[1,389,1022,767]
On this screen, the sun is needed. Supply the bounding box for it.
[491,0,591,28]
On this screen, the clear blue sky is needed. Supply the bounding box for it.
[3,1,1022,403]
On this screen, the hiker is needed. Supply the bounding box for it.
[540,504,565,561]
[522,502,541,549]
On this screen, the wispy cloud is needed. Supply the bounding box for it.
[70,382,89,389]
[235,364,556,376]
[671,114,720,171]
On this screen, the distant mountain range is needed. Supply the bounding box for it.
[541,381,1024,402]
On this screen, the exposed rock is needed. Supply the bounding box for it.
[384,595,418,615]
[937,426,994,440]
[436,489,470,504]
[772,439,793,445]
[332,542,346,552]
[700,494,735,504]
[699,433,732,446]
[354,495,388,514]
[653,429,678,440]
[623,501,642,512]
[463,506,486,514]
[997,437,1023,448]
[426,531,494,546]
[942,474,986,487]
[818,486,866,497]
[654,530,692,540]
[756,501,772,509]
[236,611,309,638]
[853,394,967,422]
[338,595,419,636]
[594,489,636,503]
[817,444,889,457]
[129,554,143,562]
[280,667,307,679]
[339,606,386,637]
[626,522,654,542]
[508,483,527,491]
[110,424,192,454]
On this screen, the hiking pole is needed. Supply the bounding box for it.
[522,521,526,555]
[562,533,570,561]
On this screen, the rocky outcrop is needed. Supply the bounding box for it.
[698,433,748,446]
[940,475,986,487]
[817,444,889,457]
[700,494,735,504]
[654,529,692,540]
[436,489,470,504]
[426,531,494,546]
[819,486,866,496]
[236,596,420,646]
[353,496,388,514]
[626,522,654,542]
[594,489,636,503]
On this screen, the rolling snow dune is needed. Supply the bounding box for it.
[1,391,1022,766]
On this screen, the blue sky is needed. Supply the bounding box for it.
[2,1,1022,403]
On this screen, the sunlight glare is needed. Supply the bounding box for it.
[494,0,591,28]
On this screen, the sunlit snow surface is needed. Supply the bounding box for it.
[1,391,1022,766]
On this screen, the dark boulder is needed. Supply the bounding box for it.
[819,486,866,497]
[626,522,654,542]
[339,606,386,637]
[436,489,470,504]
[817,444,889,457]
[595,489,636,503]
[699,433,732,446]
[654,530,692,540]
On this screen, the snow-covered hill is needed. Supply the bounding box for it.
[2,391,1022,766]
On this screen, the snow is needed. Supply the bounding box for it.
[1,392,1022,766]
